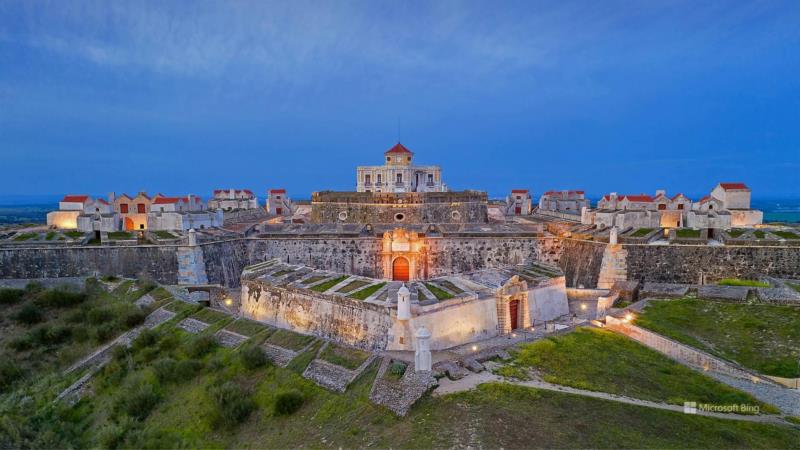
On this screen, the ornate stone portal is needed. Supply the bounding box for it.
[495,275,531,334]
[381,228,426,281]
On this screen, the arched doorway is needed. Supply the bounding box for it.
[509,299,520,330]
[124,217,134,231]
[392,257,409,281]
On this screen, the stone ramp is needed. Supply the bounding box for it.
[262,343,301,367]
[708,372,800,417]
[641,283,690,298]
[215,329,249,348]
[697,285,749,302]
[302,343,377,392]
[177,317,210,334]
[369,357,437,416]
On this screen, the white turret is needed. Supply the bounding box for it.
[609,226,618,245]
[414,326,432,372]
[188,228,197,246]
[397,284,411,320]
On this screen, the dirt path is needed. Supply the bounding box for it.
[433,371,792,426]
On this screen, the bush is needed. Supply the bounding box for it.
[112,345,131,362]
[132,329,158,351]
[185,335,217,359]
[24,281,44,294]
[153,358,202,383]
[116,377,161,421]
[274,389,304,416]
[13,303,44,325]
[123,310,146,328]
[0,288,25,304]
[36,288,87,308]
[240,345,268,370]
[209,381,255,425]
[94,322,118,343]
[0,360,23,392]
[87,307,114,325]
[64,309,87,324]
[29,325,72,346]
[8,336,33,351]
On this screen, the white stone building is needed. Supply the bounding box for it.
[266,189,293,216]
[356,143,446,193]
[47,194,90,229]
[76,198,119,232]
[208,189,258,211]
[148,195,222,231]
[538,190,589,215]
[506,189,532,216]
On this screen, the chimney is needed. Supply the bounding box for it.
[108,192,116,203]
[656,189,666,197]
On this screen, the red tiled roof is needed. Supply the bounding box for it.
[623,195,654,202]
[153,197,180,204]
[671,193,687,201]
[97,199,109,205]
[384,143,412,154]
[719,182,749,191]
[270,189,286,194]
[61,195,89,203]
[511,189,528,194]
[698,195,711,203]
[214,189,254,195]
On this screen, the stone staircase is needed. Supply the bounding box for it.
[597,244,627,289]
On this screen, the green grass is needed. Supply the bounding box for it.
[676,229,701,238]
[318,343,371,370]
[190,307,231,325]
[727,229,746,238]
[347,282,386,300]
[424,283,454,300]
[437,280,464,294]
[44,231,57,241]
[753,230,767,239]
[301,275,329,285]
[224,318,269,337]
[286,339,322,373]
[717,278,769,287]
[336,280,371,294]
[310,275,348,293]
[63,231,85,239]
[153,230,176,239]
[2,318,800,449]
[107,231,134,240]
[266,329,315,352]
[631,228,654,237]
[789,283,800,294]
[504,327,775,412]
[271,270,294,277]
[772,230,800,239]
[636,298,800,377]
[12,232,37,241]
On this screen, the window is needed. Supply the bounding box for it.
[95,208,99,212]
[137,203,145,213]
[396,173,402,183]
[160,207,165,212]
[377,174,382,184]
[407,156,411,162]
[428,174,433,184]
[365,174,371,184]
[709,204,713,210]
[139,224,144,230]
[387,157,391,162]
[658,204,666,210]
[120,204,128,214]
[678,204,684,210]
[394,213,405,222]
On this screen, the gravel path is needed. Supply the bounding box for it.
[433,372,791,425]
[709,372,800,416]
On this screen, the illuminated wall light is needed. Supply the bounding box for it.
[580,303,587,311]
[471,345,478,352]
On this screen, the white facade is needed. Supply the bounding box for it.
[208,189,258,211]
[266,189,293,216]
[148,210,223,231]
[356,143,446,193]
[538,190,589,214]
[506,190,532,215]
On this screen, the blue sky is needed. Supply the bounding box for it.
[1,0,798,200]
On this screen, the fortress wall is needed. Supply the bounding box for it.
[240,280,392,350]
[0,245,179,283]
[557,239,606,288]
[624,244,800,283]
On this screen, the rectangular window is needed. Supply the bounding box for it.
[137,203,145,213]
[377,174,381,184]
[365,174,371,184]
[428,174,433,183]
[678,204,684,210]
[120,204,128,214]
[397,173,402,183]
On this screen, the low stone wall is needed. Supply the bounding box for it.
[605,316,772,383]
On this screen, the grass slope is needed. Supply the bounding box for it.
[636,298,800,377]
[503,327,775,411]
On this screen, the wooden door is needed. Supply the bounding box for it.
[515,206,522,215]
[392,257,409,281]
[509,299,520,330]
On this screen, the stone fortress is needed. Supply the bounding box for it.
[4,142,800,373]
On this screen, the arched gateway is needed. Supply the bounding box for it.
[392,257,410,281]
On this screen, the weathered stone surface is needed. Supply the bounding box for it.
[464,358,484,373]
[755,287,800,304]
[303,358,356,393]
[262,343,299,367]
[437,361,469,380]
[134,293,155,309]
[641,282,689,298]
[697,285,749,302]
[369,357,437,416]
[215,329,248,348]
[177,318,210,334]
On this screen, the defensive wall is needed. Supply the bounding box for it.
[2,235,800,288]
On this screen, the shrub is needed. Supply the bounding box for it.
[36,288,87,307]
[185,335,217,359]
[274,389,304,416]
[132,329,158,350]
[64,309,87,324]
[123,310,146,328]
[29,325,72,346]
[8,336,33,352]
[240,345,268,370]
[94,322,118,343]
[116,377,161,421]
[0,360,23,392]
[209,381,255,425]
[112,345,131,362]
[13,303,44,325]
[0,288,25,304]
[87,307,114,325]
[153,358,201,383]
[389,361,407,379]
[24,281,44,294]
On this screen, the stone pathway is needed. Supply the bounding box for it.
[177,317,210,334]
[370,357,437,416]
[433,372,791,425]
[709,372,800,417]
[215,329,249,348]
